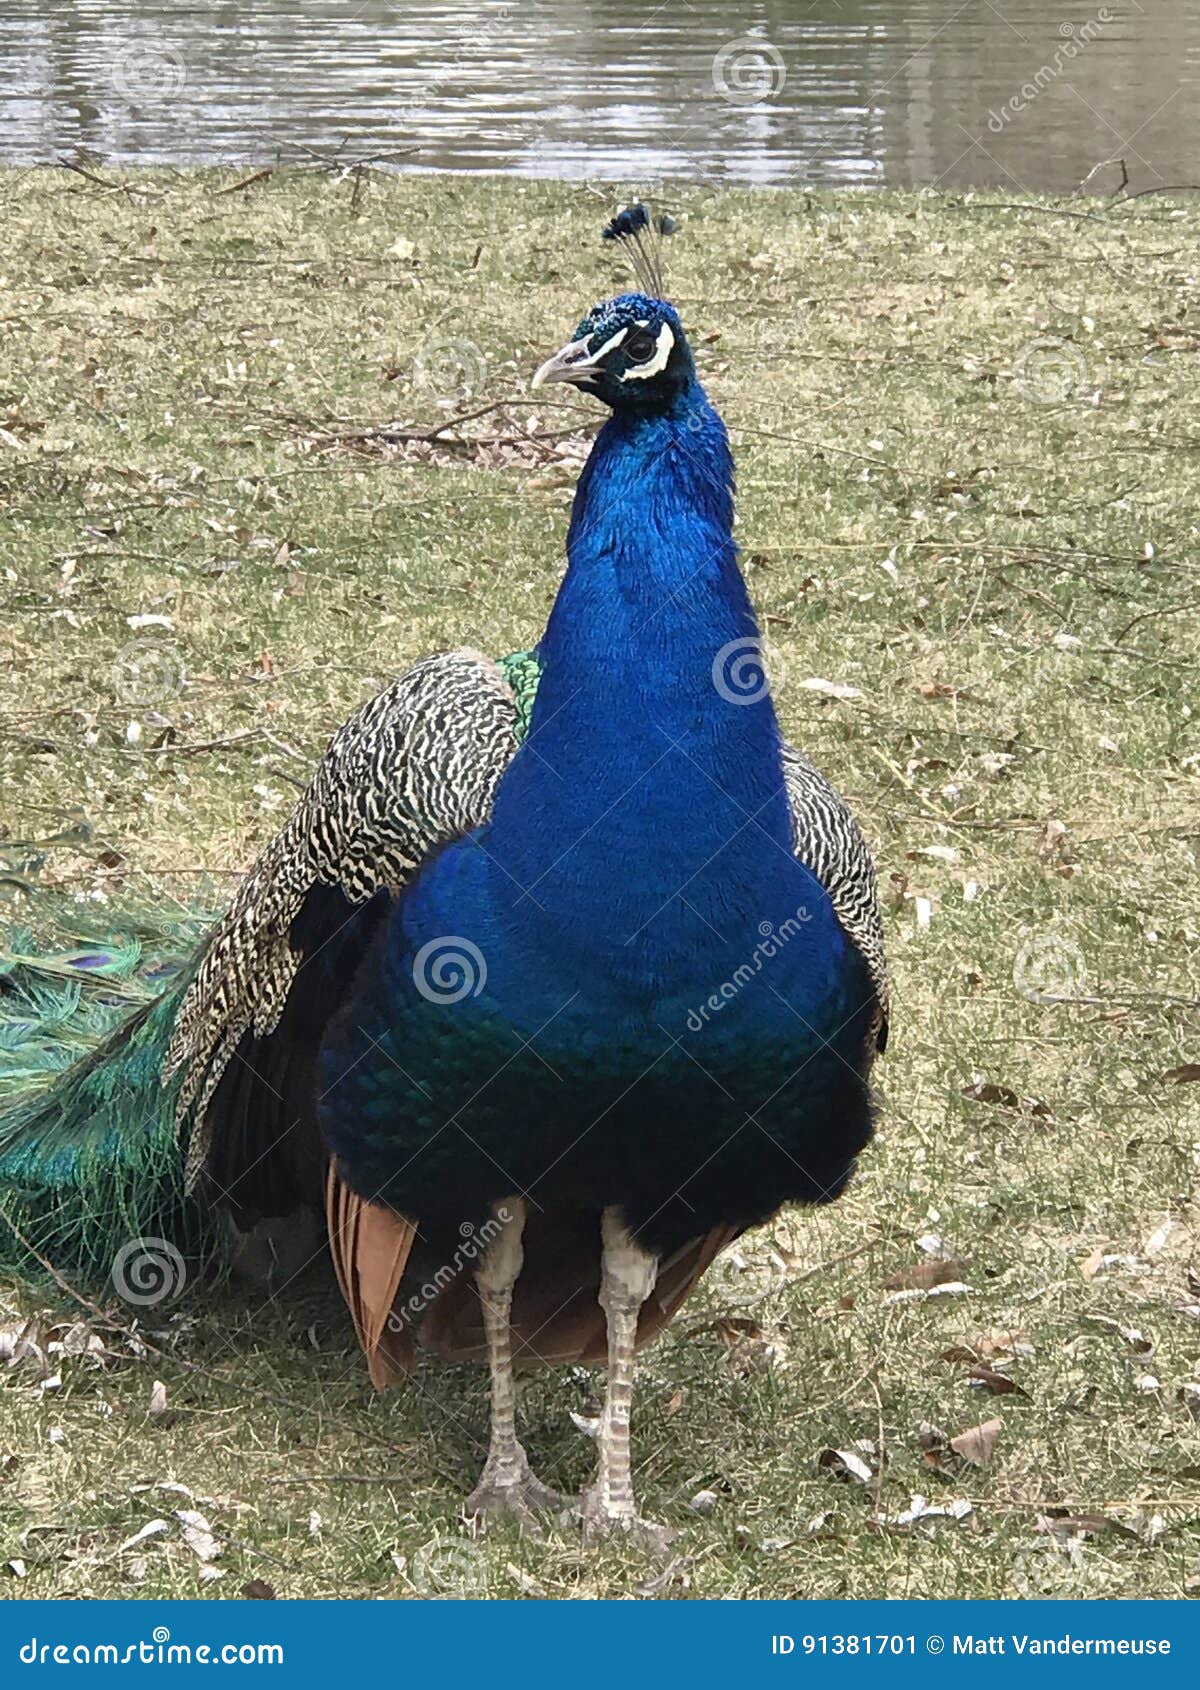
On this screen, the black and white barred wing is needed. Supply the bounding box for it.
[163,650,522,1212]
[782,743,889,1056]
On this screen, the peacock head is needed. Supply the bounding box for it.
[531,291,695,414]
[531,205,693,415]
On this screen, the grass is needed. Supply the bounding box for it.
[0,166,1198,1601]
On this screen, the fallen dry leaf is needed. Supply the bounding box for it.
[797,677,863,701]
[1144,1219,1177,1257]
[1038,1510,1138,1542]
[967,1364,1029,1399]
[876,1494,974,1528]
[1084,1315,1153,1354]
[978,1330,1034,1359]
[885,1259,969,1292]
[883,1282,973,1306]
[117,1520,170,1555]
[1162,1064,1200,1085]
[176,1510,222,1564]
[818,1444,875,1485]
[949,1416,1004,1465]
[961,1077,1052,1118]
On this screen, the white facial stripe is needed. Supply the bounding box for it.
[622,322,675,382]
[589,326,628,361]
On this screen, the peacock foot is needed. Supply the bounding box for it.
[579,1485,675,1557]
[463,1456,569,1532]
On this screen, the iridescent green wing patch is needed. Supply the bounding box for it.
[497,649,541,742]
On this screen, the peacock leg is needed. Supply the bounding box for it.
[580,1207,674,1552]
[463,1197,568,1527]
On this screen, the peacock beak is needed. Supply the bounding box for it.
[531,337,604,389]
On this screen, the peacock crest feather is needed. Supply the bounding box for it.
[600,202,678,297]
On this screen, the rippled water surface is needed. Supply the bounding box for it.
[1,2,1195,191]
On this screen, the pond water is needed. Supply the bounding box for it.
[0,1,1195,193]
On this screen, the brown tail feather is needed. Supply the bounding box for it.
[325,1161,418,1388]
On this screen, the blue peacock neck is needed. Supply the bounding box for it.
[483,383,796,966]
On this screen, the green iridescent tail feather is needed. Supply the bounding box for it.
[0,907,209,1283]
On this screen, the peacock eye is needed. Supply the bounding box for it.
[625,329,658,364]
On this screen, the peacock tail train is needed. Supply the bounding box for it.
[0,970,196,1282]
[0,651,544,1289]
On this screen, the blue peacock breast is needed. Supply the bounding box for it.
[318,832,878,1253]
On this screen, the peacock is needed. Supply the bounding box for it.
[0,207,888,1544]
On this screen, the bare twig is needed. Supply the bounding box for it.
[1076,156,1129,197]
[211,169,274,198]
[1115,598,1200,643]
[53,158,162,199]
[122,729,267,758]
